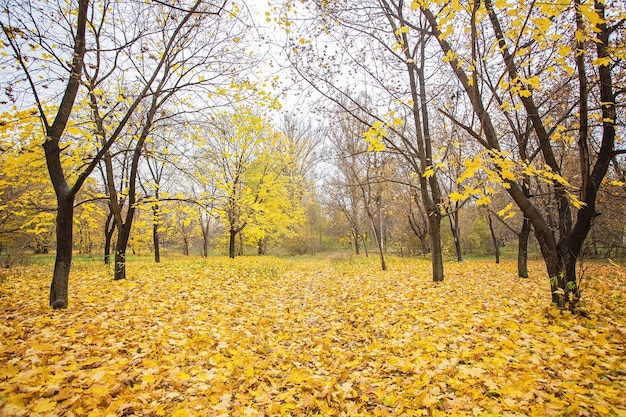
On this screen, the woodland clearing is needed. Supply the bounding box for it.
[0,255,624,416]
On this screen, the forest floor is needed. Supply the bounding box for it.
[0,255,625,416]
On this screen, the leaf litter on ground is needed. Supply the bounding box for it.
[0,256,624,416]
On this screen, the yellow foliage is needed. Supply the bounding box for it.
[363,121,387,152]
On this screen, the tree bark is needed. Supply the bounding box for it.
[152,197,160,263]
[229,228,237,258]
[153,220,160,263]
[421,2,617,307]
[201,216,210,258]
[49,194,75,309]
[104,212,115,264]
[367,206,386,270]
[39,0,89,309]
[352,228,360,255]
[487,212,500,264]
[257,238,267,255]
[518,215,530,278]
[449,210,463,262]
[182,236,190,256]
[361,234,369,257]
[113,225,131,281]
[427,209,444,281]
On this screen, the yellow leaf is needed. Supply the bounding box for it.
[525,76,540,89]
[449,191,464,202]
[176,371,191,381]
[33,399,57,413]
[497,203,514,217]
[593,403,610,414]
[476,195,491,206]
[172,408,191,417]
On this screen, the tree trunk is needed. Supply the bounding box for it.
[40,0,89,309]
[182,236,189,256]
[257,238,267,255]
[449,211,463,262]
[408,212,430,256]
[547,244,581,308]
[361,234,369,257]
[352,228,360,255]
[153,221,160,263]
[201,216,210,258]
[113,225,131,281]
[419,234,429,256]
[229,228,236,258]
[104,212,115,264]
[428,210,444,282]
[364,195,386,270]
[518,215,530,278]
[202,225,209,258]
[372,221,386,271]
[49,194,75,309]
[487,212,500,264]
[152,202,160,263]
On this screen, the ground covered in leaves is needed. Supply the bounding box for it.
[0,255,625,416]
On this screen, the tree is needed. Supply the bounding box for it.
[84,0,247,280]
[326,175,367,256]
[278,113,326,254]
[0,110,56,255]
[284,0,448,280]
[328,111,390,269]
[417,0,624,308]
[1,0,92,308]
[201,107,303,258]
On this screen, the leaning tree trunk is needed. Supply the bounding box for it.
[49,194,75,309]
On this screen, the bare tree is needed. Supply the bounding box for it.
[285,0,449,280]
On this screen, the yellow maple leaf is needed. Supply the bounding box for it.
[33,399,57,413]
[171,408,191,417]
[142,373,156,384]
[176,371,191,381]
